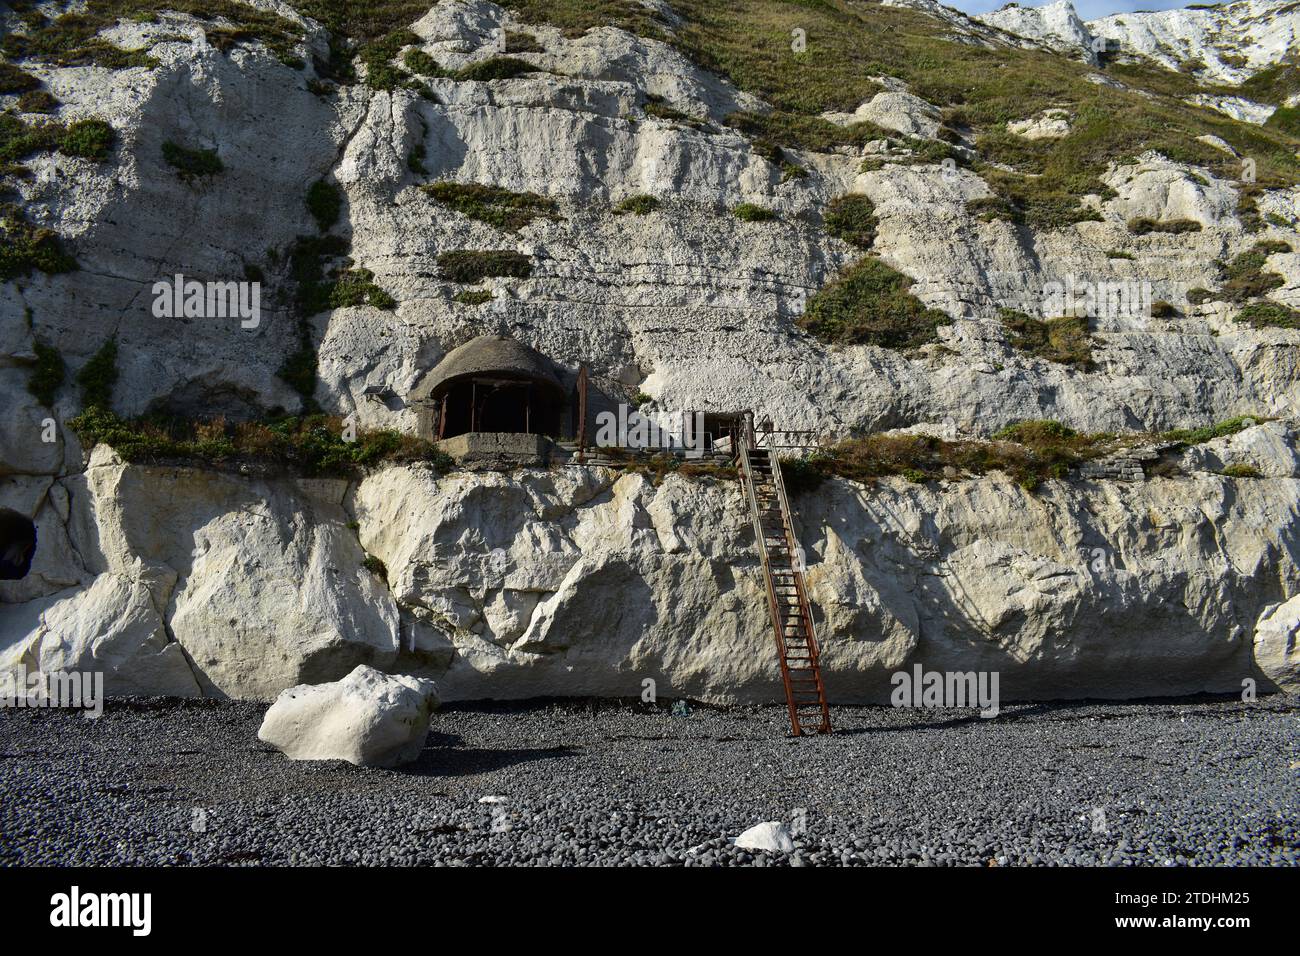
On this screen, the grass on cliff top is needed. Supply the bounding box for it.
[423,182,559,233]
[495,0,1300,229]
[798,257,951,351]
[68,407,452,476]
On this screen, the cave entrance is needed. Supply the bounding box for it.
[0,507,36,581]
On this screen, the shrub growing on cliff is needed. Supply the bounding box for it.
[423,182,558,232]
[306,179,342,232]
[77,337,118,410]
[1234,301,1300,329]
[999,309,1093,369]
[438,249,533,284]
[733,203,775,222]
[0,204,77,279]
[0,115,115,163]
[1213,242,1290,303]
[456,57,539,81]
[60,119,115,160]
[614,194,660,216]
[786,425,1108,492]
[798,257,952,350]
[1160,415,1263,446]
[824,194,877,248]
[27,341,65,408]
[162,140,223,179]
[326,268,396,309]
[0,62,41,94]
[1127,217,1202,236]
[357,28,421,89]
[16,90,58,114]
[66,408,451,475]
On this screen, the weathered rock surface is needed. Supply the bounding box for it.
[3,424,1298,702]
[1253,595,1300,693]
[0,446,400,700]
[258,665,439,767]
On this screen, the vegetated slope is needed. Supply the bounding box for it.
[0,0,1298,446]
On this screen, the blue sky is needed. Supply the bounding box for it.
[948,0,1198,18]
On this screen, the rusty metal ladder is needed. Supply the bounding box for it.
[738,426,831,736]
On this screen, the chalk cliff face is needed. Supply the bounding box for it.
[2,1,1299,701]
[979,0,1300,112]
[3,426,1298,702]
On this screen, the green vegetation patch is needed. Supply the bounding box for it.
[1220,463,1263,479]
[456,57,539,82]
[327,268,396,309]
[0,115,115,164]
[0,203,77,280]
[358,28,421,89]
[1213,240,1291,303]
[1127,217,1202,235]
[999,309,1093,369]
[438,249,533,284]
[423,181,558,232]
[401,50,541,82]
[16,89,58,114]
[824,193,877,248]
[77,337,118,410]
[306,179,342,232]
[613,194,660,216]
[1,1,305,68]
[724,110,889,154]
[0,62,41,94]
[1161,415,1263,446]
[454,289,493,305]
[27,340,65,407]
[733,202,775,222]
[782,419,1111,493]
[162,140,223,179]
[798,257,952,350]
[1234,301,1300,330]
[68,407,452,476]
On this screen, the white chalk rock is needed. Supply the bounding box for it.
[258,665,439,767]
[1254,596,1300,693]
[734,821,795,853]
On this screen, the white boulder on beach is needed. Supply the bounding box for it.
[734,822,796,853]
[257,666,439,768]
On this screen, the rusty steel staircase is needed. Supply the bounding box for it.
[737,420,831,736]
